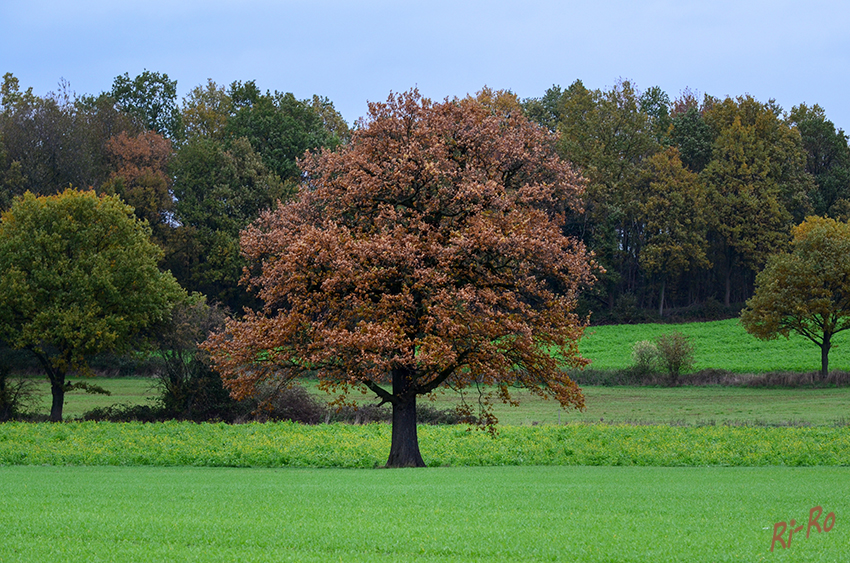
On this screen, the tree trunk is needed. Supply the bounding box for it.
[49,375,66,422]
[820,333,831,380]
[30,350,66,422]
[0,370,10,422]
[724,248,737,308]
[386,368,425,468]
[658,278,666,318]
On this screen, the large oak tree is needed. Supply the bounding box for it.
[204,90,596,467]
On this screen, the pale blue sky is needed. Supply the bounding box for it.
[2,0,849,131]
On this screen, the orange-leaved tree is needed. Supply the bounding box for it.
[203,89,597,467]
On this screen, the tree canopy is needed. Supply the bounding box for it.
[0,189,183,420]
[109,70,181,139]
[0,74,138,200]
[3,70,849,329]
[520,82,827,317]
[204,90,596,467]
[224,80,348,182]
[788,104,850,218]
[168,136,285,310]
[741,216,850,377]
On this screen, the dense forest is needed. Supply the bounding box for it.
[2,71,848,323]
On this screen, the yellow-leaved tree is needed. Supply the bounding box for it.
[741,216,850,378]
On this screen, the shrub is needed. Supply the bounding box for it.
[655,331,695,385]
[323,402,469,425]
[569,368,653,386]
[153,294,246,422]
[250,384,327,424]
[325,403,392,424]
[157,357,245,422]
[631,340,660,376]
[417,404,477,425]
[0,369,39,421]
[745,371,850,388]
[681,368,742,386]
[81,403,165,422]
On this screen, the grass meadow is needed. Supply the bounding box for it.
[6,318,850,561]
[1,465,846,562]
[579,318,850,373]
[32,378,850,427]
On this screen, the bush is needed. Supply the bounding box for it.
[569,368,646,386]
[81,403,166,422]
[324,402,469,425]
[152,294,247,422]
[0,368,39,421]
[250,384,327,424]
[247,386,474,426]
[681,368,742,386]
[631,340,660,376]
[621,332,696,386]
[745,371,850,388]
[157,357,245,422]
[417,404,476,425]
[325,403,392,424]
[655,331,695,385]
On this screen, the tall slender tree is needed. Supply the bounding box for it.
[701,96,814,305]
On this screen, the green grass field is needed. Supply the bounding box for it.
[27,377,850,427]
[1,465,846,562]
[579,318,850,373]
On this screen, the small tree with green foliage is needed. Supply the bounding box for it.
[154,293,238,421]
[741,216,850,378]
[0,189,183,421]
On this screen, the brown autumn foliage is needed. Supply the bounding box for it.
[104,130,173,236]
[203,89,596,467]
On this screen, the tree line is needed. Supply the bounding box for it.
[2,71,848,320]
[524,81,850,319]
[0,71,349,315]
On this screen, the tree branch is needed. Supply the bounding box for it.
[363,378,396,406]
[416,349,473,396]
